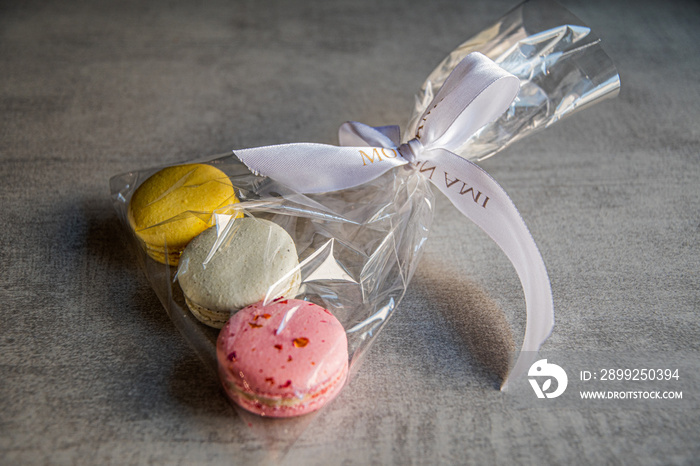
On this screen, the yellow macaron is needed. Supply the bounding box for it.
[128,163,241,265]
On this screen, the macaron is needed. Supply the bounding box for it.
[217,299,349,417]
[128,163,240,265]
[177,217,301,328]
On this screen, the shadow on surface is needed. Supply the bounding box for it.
[169,355,321,465]
[412,260,516,386]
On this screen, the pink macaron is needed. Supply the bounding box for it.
[217,299,349,417]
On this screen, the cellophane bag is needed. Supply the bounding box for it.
[110,0,618,420]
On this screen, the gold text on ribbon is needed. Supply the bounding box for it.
[417,160,489,208]
[359,148,398,166]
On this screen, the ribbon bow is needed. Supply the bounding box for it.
[236,52,553,388]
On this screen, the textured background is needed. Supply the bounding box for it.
[1,0,699,464]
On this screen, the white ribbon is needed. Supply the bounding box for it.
[236,52,553,388]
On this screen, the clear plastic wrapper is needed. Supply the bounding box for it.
[407,0,620,161]
[110,0,619,420]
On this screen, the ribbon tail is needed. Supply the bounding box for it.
[421,149,554,389]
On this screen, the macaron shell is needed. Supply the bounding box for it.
[217,299,348,417]
[177,218,301,327]
[128,163,240,265]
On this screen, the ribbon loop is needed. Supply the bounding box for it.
[414,53,520,153]
[338,121,401,148]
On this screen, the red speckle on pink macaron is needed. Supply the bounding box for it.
[293,337,309,348]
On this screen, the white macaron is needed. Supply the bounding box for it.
[177,217,301,328]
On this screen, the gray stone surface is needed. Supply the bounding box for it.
[1,0,698,464]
